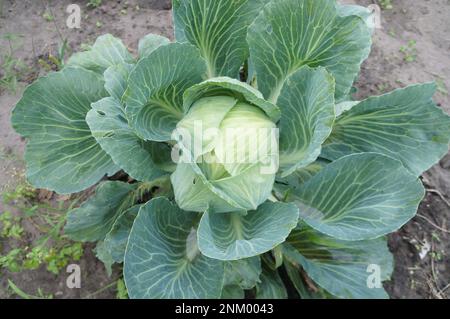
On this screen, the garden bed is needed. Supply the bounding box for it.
[0,0,449,299]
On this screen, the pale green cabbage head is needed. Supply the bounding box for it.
[171,95,279,213]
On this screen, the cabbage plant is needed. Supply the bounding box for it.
[11,0,450,299]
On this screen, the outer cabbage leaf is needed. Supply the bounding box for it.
[95,241,115,276]
[64,181,139,242]
[322,83,450,176]
[274,159,328,202]
[224,257,262,290]
[97,205,141,268]
[125,43,207,141]
[67,34,134,73]
[221,286,245,299]
[276,159,328,193]
[87,97,171,182]
[198,202,299,260]
[11,67,118,194]
[277,66,335,177]
[335,100,359,117]
[291,153,424,241]
[104,62,134,101]
[284,227,394,299]
[338,4,376,34]
[247,0,371,102]
[124,197,224,299]
[255,266,287,299]
[284,260,331,299]
[138,34,170,58]
[173,0,270,78]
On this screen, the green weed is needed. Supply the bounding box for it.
[1,183,84,275]
[0,249,23,272]
[116,278,128,299]
[399,40,417,63]
[0,33,29,94]
[379,0,393,10]
[435,78,448,96]
[8,280,53,299]
[42,11,54,22]
[87,0,102,8]
[38,39,69,71]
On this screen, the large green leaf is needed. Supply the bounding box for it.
[284,260,330,299]
[247,0,371,102]
[99,205,141,265]
[287,161,327,186]
[276,159,328,196]
[284,227,393,299]
[275,159,329,203]
[335,100,359,117]
[86,97,171,182]
[290,153,424,241]
[171,161,276,213]
[221,285,245,299]
[104,63,134,101]
[125,43,207,142]
[67,34,134,73]
[198,202,299,260]
[224,257,262,290]
[322,83,450,176]
[124,197,224,299]
[173,0,270,78]
[95,241,115,276]
[64,181,138,242]
[338,4,376,34]
[255,266,287,299]
[11,67,118,194]
[277,66,335,177]
[138,34,170,58]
